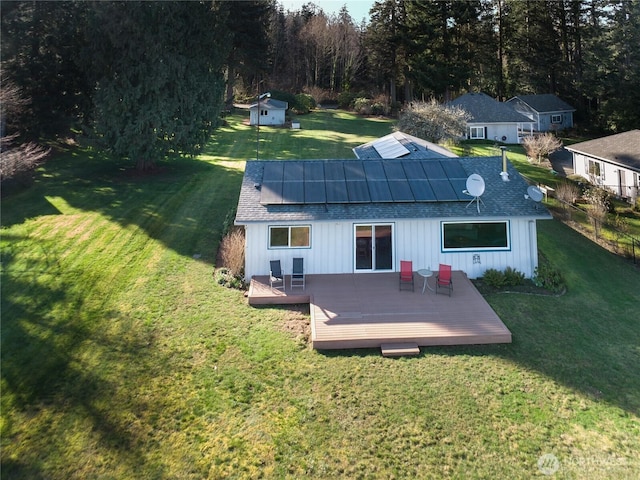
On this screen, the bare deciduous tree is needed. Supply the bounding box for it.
[554,180,581,219]
[0,81,49,183]
[395,101,469,143]
[522,133,562,164]
[0,135,50,182]
[584,186,610,238]
[555,180,580,205]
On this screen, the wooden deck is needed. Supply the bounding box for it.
[248,272,512,350]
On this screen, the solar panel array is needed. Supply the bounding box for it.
[372,135,411,158]
[260,160,471,205]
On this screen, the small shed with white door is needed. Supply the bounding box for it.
[249,98,288,126]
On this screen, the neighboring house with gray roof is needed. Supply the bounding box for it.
[566,130,640,201]
[353,131,458,160]
[506,94,576,132]
[235,153,551,281]
[249,98,288,126]
[448,92,535,144]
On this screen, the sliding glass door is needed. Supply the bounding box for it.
[354,224,393,271]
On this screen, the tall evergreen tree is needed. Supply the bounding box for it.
[600,0,640,130]
[222,0,272,106]
[404,0,485,100]
[86,1,231,171]
[365,0,408,105]
[1,1,92,137]
[502,0,564,95]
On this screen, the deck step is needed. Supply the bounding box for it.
[381,343,420,357]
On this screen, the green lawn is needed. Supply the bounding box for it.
[2,110,639,479]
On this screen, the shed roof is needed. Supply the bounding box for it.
[448,92,533,124]
[507,94,575,113]
[353,131,458,160]
[249,98,288,110]
[565,130,640,171]
[235,157,551,224]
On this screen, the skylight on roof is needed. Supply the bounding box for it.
[372,135,410,158]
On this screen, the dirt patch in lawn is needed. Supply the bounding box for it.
[280,304,311,345]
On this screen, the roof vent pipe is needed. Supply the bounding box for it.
[500,146,510,181]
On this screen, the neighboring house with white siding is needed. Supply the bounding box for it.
[235,152,551,281]
[566,130,640,201]
[249,98,288,126]
[506,94,576,132]
[448,92,535,144]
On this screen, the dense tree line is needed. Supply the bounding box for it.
[1,0,638,172]
[248,0,640,131]
[363,0,640,131]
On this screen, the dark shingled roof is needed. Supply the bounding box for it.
[508,94,575,113]
[565,130,640,171]
[448,92,533,124]
[353,131,458,160]
[235,157,551,224]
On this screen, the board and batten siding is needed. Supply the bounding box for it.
[249,109,286,126]
[573,153,639,199]
[243,221,354,280]
[243,217,540,281]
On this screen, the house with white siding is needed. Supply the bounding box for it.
[235,151,551,281]
[448,92,535,144]
[567,129,640,201]
[506,94,576,132]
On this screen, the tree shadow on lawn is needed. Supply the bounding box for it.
[1,237,176,478]
[1,149,244,264]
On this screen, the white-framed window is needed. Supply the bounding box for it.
[551,114,562,124]
[441,221,510,252]
[469,126,485,139]
[587,159,604,179]
[260,109,268,116]
[269,225,311,248]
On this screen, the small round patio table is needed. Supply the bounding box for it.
[417,269,434,294]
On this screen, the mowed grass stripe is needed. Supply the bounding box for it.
[2,110,639,479]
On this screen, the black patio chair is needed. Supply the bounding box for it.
[269,260,284,292]
[291,258,305,290]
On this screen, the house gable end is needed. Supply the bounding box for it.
[509,94,575,114]
[566,130,640,171]
[448,92,533,124]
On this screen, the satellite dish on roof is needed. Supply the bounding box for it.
[466,174,485,197]
[463,174,486,213]
[525,185,544,209]
[527,185,544,203]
